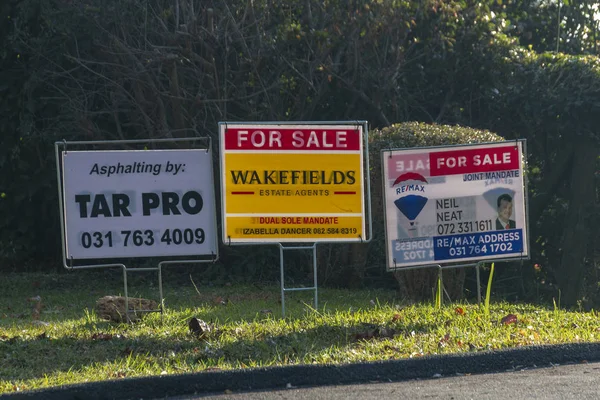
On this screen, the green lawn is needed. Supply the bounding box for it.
[1,271,599,394]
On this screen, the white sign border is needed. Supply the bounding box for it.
[55,139,219,264]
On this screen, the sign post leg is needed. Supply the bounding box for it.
[158,264,164,317]
[279,244,319,317]
[312,244,318,310]
[122,266,165,323]
[122,266,130,323]
[279,244,286,317]
[437,266,443,308]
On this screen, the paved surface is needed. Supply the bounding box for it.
[175,361,600,399]
[3,342,600,400]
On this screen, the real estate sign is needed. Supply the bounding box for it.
[220,123,367,243]
[382,141,528,269]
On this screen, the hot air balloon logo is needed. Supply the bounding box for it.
[392,172,429,228]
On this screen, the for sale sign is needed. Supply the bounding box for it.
[220,123,367,243]
[62,149,217,259]
[382,141,528,269]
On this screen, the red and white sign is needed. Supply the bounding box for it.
[223,128,361,151]
[429,146,519,176]
[382,140,529,270]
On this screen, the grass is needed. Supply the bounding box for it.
[1,271,600,394]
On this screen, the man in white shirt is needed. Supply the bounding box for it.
[495,193,516,230]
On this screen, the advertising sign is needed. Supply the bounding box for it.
[220,123,367,243]
[62,149,217,259]
[382,141,528,269]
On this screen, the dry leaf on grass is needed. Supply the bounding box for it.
[189,317,211,339]
[501,314,518,325]
[91,333,114,341]
[212,296,228,306]
[353,326,397,341]
[27,295,43,320]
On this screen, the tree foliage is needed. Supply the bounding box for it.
[0,0,598,305]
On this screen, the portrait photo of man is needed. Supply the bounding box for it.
[495,193,516,230]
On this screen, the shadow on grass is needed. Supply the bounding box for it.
[0,271,405,386]
[0,312,433,384]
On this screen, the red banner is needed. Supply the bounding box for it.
[224,128,361,151]
[429,146,519,176]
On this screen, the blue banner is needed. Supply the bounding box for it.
[433,229,523,261]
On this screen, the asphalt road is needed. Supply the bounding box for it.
[175,361,600,399]
[3,342,600,400]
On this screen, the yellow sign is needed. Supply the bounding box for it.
[220,124,366,242]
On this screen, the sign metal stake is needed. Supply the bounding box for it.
[279,243,318,317]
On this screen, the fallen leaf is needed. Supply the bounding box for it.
[454,307,465,315]
[28,296,43,320]
[376,327,397,338]
[92,333,114,341]
[213,296,227,306]
[353,330,376,341]
[392,313,402,322]
[438,333,451,348]
[189,317,211,339]
[501,314,518,325]
[353,324,395,341]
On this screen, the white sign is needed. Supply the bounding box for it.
[62,150,217,259]
[382,141,528,269]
